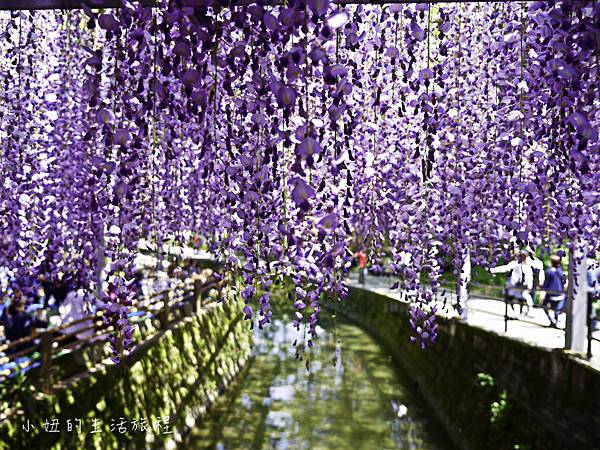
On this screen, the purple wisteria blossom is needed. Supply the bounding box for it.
[0,1,597,357]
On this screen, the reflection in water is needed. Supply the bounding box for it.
[186,309,450,450]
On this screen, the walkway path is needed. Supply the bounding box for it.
[347,273,600,369]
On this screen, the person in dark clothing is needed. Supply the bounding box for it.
[39,274,72,309]
[542,255,566,327]
[3,302,48,355]
[37,251,72,309]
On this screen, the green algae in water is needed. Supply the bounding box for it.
[184,308,451,450]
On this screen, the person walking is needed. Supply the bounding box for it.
[490,249,534,315]
[40,274,73,310]
[541,255,566,327]
[525,247,545,305]
[59,289,96,342]
[356,250,367,285]
[3,301,49,355]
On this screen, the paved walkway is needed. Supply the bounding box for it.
[348,273,600,369]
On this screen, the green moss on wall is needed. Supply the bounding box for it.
[0,300,252,450]
[324,287,600,450]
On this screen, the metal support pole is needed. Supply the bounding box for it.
[504,291,509,333]
[587,292,593,360]
[565,240,588,353]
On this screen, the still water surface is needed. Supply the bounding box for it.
[187,309,450,449]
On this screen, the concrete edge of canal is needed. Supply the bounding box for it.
[324,286,600,450]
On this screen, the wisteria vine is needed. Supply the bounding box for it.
[0,1,598,359]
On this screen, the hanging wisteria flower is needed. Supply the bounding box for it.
[297,137,321,159]
[317,213,338,234]
[290,177,316,211]
[0,0,597,360]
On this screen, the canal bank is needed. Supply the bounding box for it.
[324,286,600,450]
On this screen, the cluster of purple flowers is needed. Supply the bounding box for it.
[0,1,598,357]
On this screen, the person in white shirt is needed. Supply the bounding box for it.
[490,249,534,314]
[525,247,545,304]
[59,290,96,342]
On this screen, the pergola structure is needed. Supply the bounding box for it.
[0,0,530,9]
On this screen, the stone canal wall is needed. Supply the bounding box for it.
[325,287,600,450]
[0,299,252,450]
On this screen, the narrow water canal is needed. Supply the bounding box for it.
[186,308,450,449]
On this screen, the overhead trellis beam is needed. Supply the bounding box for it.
[0,0,154,10]
[0,0,538,11]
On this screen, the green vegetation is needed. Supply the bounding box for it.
[477,373,508,426]
[0,301,252,450]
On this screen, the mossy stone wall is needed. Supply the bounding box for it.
[0,299,252,450]
[325,287,600,450]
